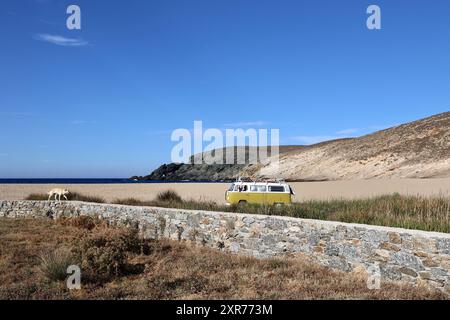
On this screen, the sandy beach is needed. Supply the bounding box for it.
[1,178,449,204]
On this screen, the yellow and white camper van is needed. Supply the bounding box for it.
[225,178,295,205]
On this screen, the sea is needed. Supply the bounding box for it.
[0,179,222,184]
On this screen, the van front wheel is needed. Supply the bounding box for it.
[238,200,247,205]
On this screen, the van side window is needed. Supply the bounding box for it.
[269,186,285,192]
[250,185,267,192]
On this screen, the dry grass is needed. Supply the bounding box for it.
[112,192,450,233]
[25,191,450,233]
[25,192,105,204]
[0,217,447,300]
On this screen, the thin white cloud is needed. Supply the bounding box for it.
[224,121,267,128]
[335,128,359,135]
[34,34,88,47]
[289,135,342,145]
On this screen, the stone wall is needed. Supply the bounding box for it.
[1,200,450,292]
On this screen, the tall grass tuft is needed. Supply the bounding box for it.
[156,190,183,203]
[39,247,77,282]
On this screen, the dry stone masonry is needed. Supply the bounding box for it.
[1,200,450,292]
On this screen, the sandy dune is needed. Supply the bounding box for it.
[1,179,449,204]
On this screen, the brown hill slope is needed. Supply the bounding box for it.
[247,111,450,181]
[135,112,449,181]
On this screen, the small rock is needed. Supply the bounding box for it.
[388,232,402,244]
[398,267,418,278]
[379,242,401,252]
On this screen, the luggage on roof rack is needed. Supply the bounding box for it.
[236,176,254,182]
[236,176,286,184]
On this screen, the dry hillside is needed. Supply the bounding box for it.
[135,112,449,181]
[248,112,450,181]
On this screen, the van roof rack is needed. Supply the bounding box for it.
[236,176,254,182]
[236,177,286,184]
[260,178,286,184]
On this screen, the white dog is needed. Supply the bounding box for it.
[48,188,70,202]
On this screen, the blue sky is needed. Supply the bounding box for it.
[1,0,449,178]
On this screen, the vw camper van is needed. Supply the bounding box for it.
[225,178,294,205]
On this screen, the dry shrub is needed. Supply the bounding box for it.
[25,193,49,201]
[26,192,105,203]
[156,190,183,203]
[113,198,149,206]
[67,192,105,204]
[74,226,141,278]
[39,247,77,282]
[56,215,104,231]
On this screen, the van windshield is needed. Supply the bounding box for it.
[228,184,235,191]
